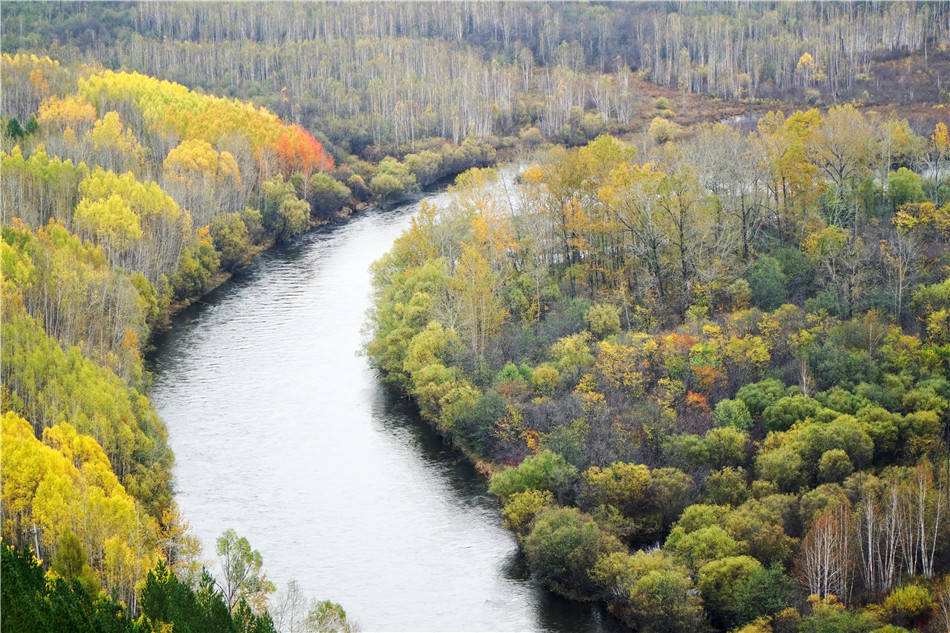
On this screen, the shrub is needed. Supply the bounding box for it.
[883,584,933,626]
[737,378,786,420]
[487,450,578,502]
[308,172,351,218]
[594,550,706,633]
[748,256,788,311]
[704,467,750,506]
[582,461,652,514]
[818,449,853,483]
[649,116,682,144]
[530,364,560,397]
[585,302,621,339]
[715,399,753,430]
[209,213,252,272]
[369,173,405,201]
[697,555,763,628]
[734,563,796,626]
[523,506,622,598]
[501,489,554,534]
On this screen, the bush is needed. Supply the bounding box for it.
[704,467,750,506]
[261,174,310,242]
[585,302,621,339]
[403,150,443,187]
[594,550,706,633]
[530,364,560,397]
[523,506,622,599]
[715,399,753,430]
[748,256,788,311]
[308,172,351,218]
[733,563,796,626]
[763,395,822,433]
[887,168,925,209]
[665,524,739,570]
[369,173,406,202]
[519,126,544,147]
[170,234,220,301]
[582,461,652,515]
[883,584,933,626]
[625,567,706,633]
[799,606,876,633]
[737,378,786,420]
[501,489,554,534]
[487,450,578,502]
[818,449,853,483]
[650,467,696,528]
[649,116,682,144]
[697,555,763,628]
[209,213,253,272]
[756,447,804,492]
[705,426,749,469]
[273,197,309,242]
[370,156,418,202]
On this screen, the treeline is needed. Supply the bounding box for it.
[2,52,502,210]
[0,56,351,629]
[2,2,947,154]
[368,115,950,632]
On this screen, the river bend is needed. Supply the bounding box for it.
[149,187,622,632]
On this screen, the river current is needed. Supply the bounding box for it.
[148,186,624,632]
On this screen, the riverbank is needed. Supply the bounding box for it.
[147,189,626,632]
[149,163,500,346]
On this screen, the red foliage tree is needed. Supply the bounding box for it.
[274,125,334,180]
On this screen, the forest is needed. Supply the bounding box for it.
[1,2,949,633]
[0,54,356,632]
[368,118,950,632]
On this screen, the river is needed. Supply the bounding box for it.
[147,184,625,632]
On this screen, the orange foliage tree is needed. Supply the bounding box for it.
[275,124,334,182]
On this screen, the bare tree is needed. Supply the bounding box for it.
[800,500,855,603]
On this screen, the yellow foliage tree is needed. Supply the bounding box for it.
[1,412,159,608]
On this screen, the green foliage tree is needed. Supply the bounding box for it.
[308,173,351,219]
[1,543,132,633]
[714,399,753,430]
[488,450,579,502]
[523,506,623,598]
[748,256,788,311]
[585,302,621,339]
[215,529,276,613]
[697,555,763,628]
[51,531,99,594]
[210,213,254,272]
[582,461,652,515]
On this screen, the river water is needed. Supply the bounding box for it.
[148,186,624,632]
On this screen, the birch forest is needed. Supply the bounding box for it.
[1,2,949,633]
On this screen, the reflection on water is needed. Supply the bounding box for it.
[148,190,625,632]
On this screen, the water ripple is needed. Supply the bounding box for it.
[149,188,624,632]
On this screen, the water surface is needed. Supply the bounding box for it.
[149,187,624,632]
